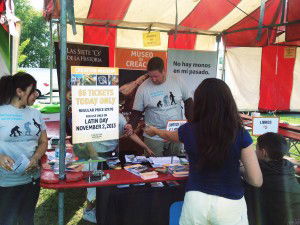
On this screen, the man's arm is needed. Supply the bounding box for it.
[184,98,193,122]
[129,81,145,129]
[144,126,180,142]
[129,134,155,156]
[119,74,148,96]
[128,110,144,129]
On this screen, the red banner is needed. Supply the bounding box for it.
[259,46,295,110]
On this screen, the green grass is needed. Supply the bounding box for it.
[35,188,93,225]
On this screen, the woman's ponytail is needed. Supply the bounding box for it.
[0,75,15,105]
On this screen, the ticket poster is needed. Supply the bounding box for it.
[71,66,119,144]
[252,117,279,136]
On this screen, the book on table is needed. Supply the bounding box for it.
[164,164,189,177]
[124,164,149,176]
[124,164,158,180]
[140,171,158,180]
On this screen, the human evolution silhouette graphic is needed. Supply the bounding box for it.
[156,91,177,108]
[9,119,41,137]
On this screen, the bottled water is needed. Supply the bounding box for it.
[55,144,60,159]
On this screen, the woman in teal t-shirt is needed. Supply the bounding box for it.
[0,72,48,225]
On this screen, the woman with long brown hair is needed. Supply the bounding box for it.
[144,78,262,225]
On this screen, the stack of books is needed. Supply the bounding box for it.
[165,164,189,177]
[124,164,158,180]
[140,171,158,180]
[124,164,148,176]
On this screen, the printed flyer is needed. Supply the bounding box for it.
[71,66,119,144]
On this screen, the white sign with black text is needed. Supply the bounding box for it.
[252,117,279,136]
[166,120,187,131]
[167,49,217,94]
[71,66,119,144]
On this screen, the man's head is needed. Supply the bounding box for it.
[256,132,288,161]
[147,57,166,85]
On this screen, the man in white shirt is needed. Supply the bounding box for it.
[129,57,193,156]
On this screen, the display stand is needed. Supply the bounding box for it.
[86,160,111,183]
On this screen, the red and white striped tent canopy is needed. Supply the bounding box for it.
[43,0,300,111]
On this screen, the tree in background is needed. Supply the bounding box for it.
[15,0,50,68]
[18,38,30,66]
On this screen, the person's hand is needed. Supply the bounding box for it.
[144,147,156,157]
[0,154,14,171]
[143,125,157,137]
[124,124,134,137]
[25,155,40,174]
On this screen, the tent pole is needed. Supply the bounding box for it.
[58,0,67,224]
[221,44,226,81]
[216,35,220,77]
[256,0,266,41]
[73,22,217,36]
[9,35,13,74]
[224,19,300,35]
[59,0,67,182]
[52,18,300,37]
[280,0,286,24]
[51,17,300,38]
[49,20,53,104]
[51,19,218,36]
[58,191,64,225]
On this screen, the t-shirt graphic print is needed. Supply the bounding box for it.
[0,105,46,187]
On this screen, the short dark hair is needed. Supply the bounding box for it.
[257,132,288,160]
[147,57,164,72]
[0,72,37,105]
